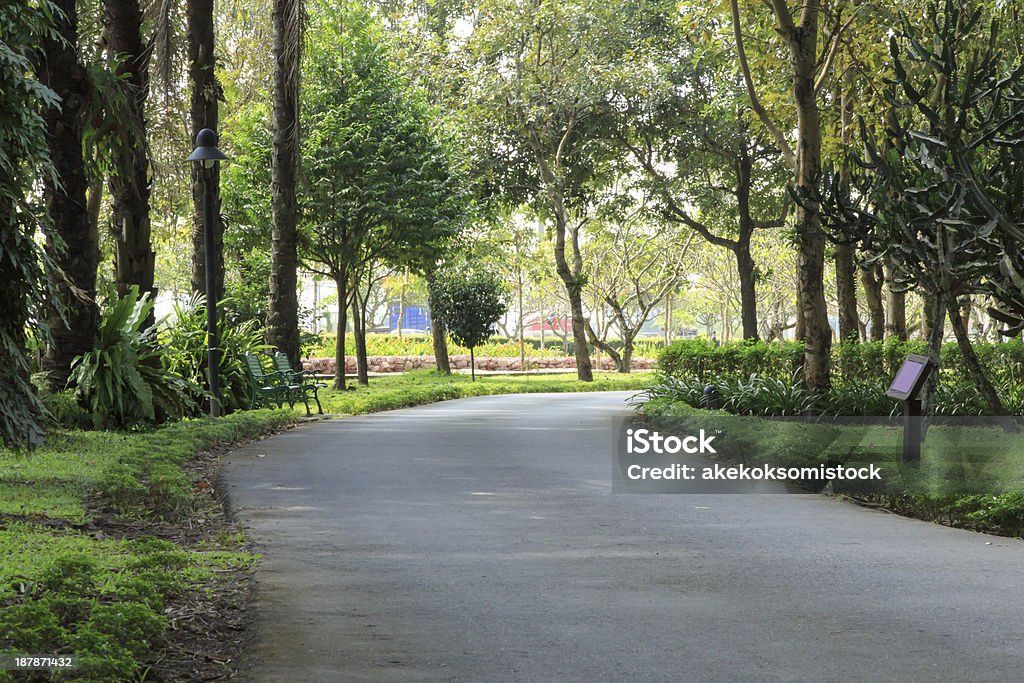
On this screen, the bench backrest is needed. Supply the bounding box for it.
[244,353,272,385]
[272,352,294,376]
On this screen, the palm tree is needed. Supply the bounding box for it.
[104,0,156,306]
[267,0,303,366]
[39,0,100,390]
[188,0,225,302]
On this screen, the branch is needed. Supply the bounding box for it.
[731,0,796,168]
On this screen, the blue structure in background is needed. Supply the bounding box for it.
[389,304,431,332]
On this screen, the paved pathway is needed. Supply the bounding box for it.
[223,392,1024,682]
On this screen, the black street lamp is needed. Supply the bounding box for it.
[187,128,229,417]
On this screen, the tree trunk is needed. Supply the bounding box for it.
[786,3,831,393]
[920,292,945,417]
[188,0,224,302]
[470,347,476,381]
[884,259,907,340]
[39,0,99,391]
[553,214,593,381]
[267,0,302,367]
[618,339,633,374]
[351,290,369,386]
[946,298,1007,416]
[835,245,859,342]
[861,263,885,341]
[333,273,347,390]
[735,245,759,341]
[664,292,672,346]
[517,270,525,371]
[794,281,805,341]
[104,0,155,308]
[427,273,450,374]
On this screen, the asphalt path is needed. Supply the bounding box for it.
[223,391,1024,682]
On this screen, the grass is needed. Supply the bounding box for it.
[0,410,294,682]
[0,369,650,681]
[641,398,1024,536]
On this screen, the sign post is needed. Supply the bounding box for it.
[885,354,935,465]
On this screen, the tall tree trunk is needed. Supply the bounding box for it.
[835,70,859,344]
[946,298,1007,416]
[734,151,760,341]
[333,273,347,390]
[39,0,99,391]
[188,0,224,302]
[470,347,476,381]
[267,0,302,367]
[783,1,831,393]
[104,0,155,307]
[861,263,885,341]
[835,245,859,342]
[795,279,805,341]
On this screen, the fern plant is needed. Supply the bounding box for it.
[161,294,270,413]
[70,287,197,429]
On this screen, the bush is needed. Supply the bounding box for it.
[70,287,198,429]
[161,294,269,414]
[658,339,805,381]
[35,386,92,430]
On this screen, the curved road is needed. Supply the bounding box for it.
[223,392,1024,682]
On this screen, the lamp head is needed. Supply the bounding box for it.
[186,128,229,168]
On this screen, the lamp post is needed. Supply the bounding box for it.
[186,128,229,417]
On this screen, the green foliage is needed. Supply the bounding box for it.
[34,385,93,431]
[300,0,467,281]
[658,339,805,382]
[648,337,1024,417]
[161,294,270,414]
[0,0,61,451]
[69,287,197,429]
[429,267,509,352]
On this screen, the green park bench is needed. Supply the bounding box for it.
[272,352,326,415]
[243,353,291,410]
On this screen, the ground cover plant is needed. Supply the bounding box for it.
[0,410,293,682]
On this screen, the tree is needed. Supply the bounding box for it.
[0,0,58,449]
[826,0,1023,416]
[38,0,100,390]
[104,0,156,306]
[462,0,664,382]
[731,0,840,392]
[583,216,694,372]
[299,2,465,388]
[429,267,509,381]
[267,0,303,367]
[608,10,789,342]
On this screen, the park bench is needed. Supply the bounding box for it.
[272,352,326,415]
[243,353,291,410]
